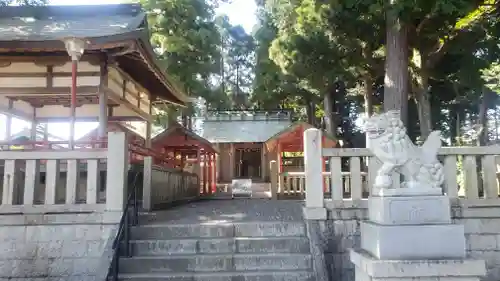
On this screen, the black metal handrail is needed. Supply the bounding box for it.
[106,171,141,281]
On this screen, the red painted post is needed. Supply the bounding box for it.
[207,154,212,195]
[203,153,208,194]
[211,154,217,193]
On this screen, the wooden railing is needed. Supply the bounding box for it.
[0,132,129,213]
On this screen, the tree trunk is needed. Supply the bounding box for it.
[449,106,458,146]
[305,97,316,126]
[363,75,374,117]
[414,71,432,138]
[384,11,409,125]
[324,88,337,138]
[477,87,489,146]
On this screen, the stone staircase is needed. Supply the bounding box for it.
[118,221,315,281]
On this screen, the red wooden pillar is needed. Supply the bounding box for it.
[277,141,282,173]
[196,148,202,194]
[203,153,208,194]
[277,141,282,192]
[207,153,213,194]
[211,154,217,193]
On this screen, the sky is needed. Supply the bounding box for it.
[0,0,257,141]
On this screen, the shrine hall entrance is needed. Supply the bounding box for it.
[235,147,262,180]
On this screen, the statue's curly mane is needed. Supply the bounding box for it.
[365,110,444,188]
[367,113,415,163]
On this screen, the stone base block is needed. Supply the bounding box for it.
[368,195,451,225]
[361,221,466,259]
[350,249,486,281]
[375,187,442,197]
[303,207,327,220]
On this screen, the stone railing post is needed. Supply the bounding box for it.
[105,132,128,211]
[269,160,278,200]
[303,128,326,219]
[142,156,153,211]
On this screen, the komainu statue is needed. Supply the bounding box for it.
[362,110,444,190]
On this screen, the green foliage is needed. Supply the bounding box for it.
[216,16,256,108]
[140,0,256,125]
[141,0,221,100]
[482,62,500,93]
[249,0,500,145]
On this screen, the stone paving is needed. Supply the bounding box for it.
[141,199,305,224]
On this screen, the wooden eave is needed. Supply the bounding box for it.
[0,31,188,107]
[152,124,218,154]
[265,122,337,151]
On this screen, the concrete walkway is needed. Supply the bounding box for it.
[141,199,305,225]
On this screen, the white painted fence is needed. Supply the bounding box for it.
[302,128,500,218]
[0,132,128,213]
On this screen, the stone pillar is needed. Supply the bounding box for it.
[5,115,11,141]
[269,160,278,200]
[142,156,152,211]
[303,128,326,219]
[350,189,486,281]
[105,132,128,211]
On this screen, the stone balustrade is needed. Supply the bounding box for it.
[301,128,499,281]
[0,132,128,213]
[281,130,500,208]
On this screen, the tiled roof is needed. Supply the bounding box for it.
[0,5,143,41]
[0,4,188,106]
[197,118,292,143]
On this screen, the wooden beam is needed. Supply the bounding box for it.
[109,75,150,109]
[0,71,100,78]
[111,65,150,97]
[0,86,99,95]
[105,88,151,122]
[0,54,105,65]
[35,116,144,122]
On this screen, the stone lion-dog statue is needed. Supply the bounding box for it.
[362,110,444,190]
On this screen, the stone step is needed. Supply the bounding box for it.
[125,237,310,255]
[118,254,312,273]
[131,222,306,239]
[118,270,315,281]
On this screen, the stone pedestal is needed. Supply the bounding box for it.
[351,192,486,281]
[351,250,486,281]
